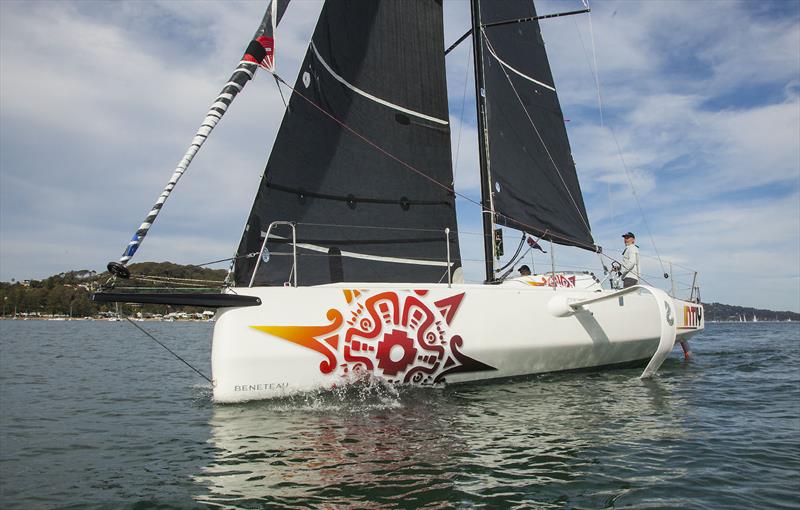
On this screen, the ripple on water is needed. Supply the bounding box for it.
[0,322,798,509]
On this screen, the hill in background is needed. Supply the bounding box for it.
[703,302,799,322]
[1,263,798,321]
[0,262,226,317]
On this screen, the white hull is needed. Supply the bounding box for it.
[211,279,703,403]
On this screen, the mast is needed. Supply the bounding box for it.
[466,1,597,253]
[470,0,496,283]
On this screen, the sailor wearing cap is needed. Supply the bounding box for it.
[620,232,640,288]
[518,265,531,276]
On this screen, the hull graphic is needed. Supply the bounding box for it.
[211,283,703,402]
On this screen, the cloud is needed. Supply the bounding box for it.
[0,0,321,278]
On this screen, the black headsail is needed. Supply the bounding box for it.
[475,0,596,251]
[234,0,460,287]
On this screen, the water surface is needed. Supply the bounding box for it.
[1,321,798,508]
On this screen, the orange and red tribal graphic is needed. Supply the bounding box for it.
[251,289,495,384]
[683,305,702,329]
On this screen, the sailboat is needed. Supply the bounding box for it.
[95,0,704,403]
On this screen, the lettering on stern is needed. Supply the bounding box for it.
[234,383,289,392]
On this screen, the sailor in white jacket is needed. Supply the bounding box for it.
[620,232,640,288]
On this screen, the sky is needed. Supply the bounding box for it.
[0,0,798,312]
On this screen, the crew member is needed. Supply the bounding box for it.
[620,232,640,288]
[518,265,531,276]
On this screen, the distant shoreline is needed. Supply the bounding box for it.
[0,317,213,322]
[4,317,796,324]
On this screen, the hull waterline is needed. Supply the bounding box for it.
[211,281,703,403]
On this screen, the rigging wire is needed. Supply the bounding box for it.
[132,275,224,284]
[609,127,667,277]
[114,287,221,291]
[295,221,493,237]
[583,0,604,127]
[582,1,668,278]
[495,233,527,273]
[572,14,615,227]
[480,29,593,237]
[123,316,212,383]
[109,253,259,290]
[272,73,600,252]
[191,252,258,268]
[130,280,208,289]
[273,75,289,109]
[452,44,473,186]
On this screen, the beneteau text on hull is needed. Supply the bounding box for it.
[96,0,704,403]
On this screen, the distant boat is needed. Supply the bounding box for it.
[752,314,758,323]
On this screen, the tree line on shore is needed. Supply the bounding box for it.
[0,262,226,317]
[2,262,798,321]
[702,302,799,322]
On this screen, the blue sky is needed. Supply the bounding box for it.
[1,0,798,312]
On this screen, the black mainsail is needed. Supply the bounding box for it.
[105,0,599,293]
[475,0,595,252]
[235,0,460,287]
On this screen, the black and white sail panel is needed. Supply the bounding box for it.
[235,0,460,286]
[479,0,595,250]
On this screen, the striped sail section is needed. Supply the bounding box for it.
[119,60,259,264]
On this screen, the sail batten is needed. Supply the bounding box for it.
[483,35,555,91]
[309,42,449,126]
